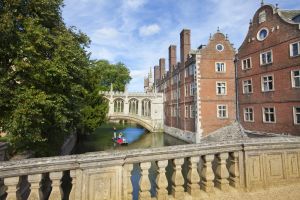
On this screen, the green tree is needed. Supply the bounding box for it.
[0,0,112,156]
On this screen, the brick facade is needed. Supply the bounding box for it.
[237,4,300,135]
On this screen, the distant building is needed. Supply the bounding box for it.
[237,3,300,135]
[155,29,236,142]
[144,67,154,93]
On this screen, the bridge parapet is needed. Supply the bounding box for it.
[1,137,300,199]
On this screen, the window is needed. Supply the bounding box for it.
[261,75,274,92]
[291,70,300,88]
[189,64,195,76]
[242,58,251,70]
[215,62,226,72]
[259,10,266,23]
[244,107,254,122]
[216,44,224,52]
[260,50,272,65]
[190,82,195,96]
[243,79,253,94]
[185,105,189,118]
[190,105,195,118]
[263,107,276,123]
[216,82,227,95]
[293,107,300,125]
[290,41,300,57]
[185,84,189,96]
[257,28,269,41]
[217,105,228,118]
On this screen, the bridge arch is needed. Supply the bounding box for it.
[129,98,139,115]
[141,98,151,117]
[114,98,124,113]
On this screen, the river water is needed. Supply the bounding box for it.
[75,123,188,200]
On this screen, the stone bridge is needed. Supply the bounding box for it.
[1,137,300,200]
[99,90,164,132]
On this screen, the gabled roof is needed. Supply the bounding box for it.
[278,9,300,24]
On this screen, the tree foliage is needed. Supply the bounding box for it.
[0,0,131,156]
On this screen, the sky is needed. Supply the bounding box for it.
[62,0,299,92]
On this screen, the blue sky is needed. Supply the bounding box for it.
[62,0,298,92]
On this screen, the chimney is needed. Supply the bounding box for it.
[169,45,176,73]
[159,58,165,79]
[154,65,160,84]
[180,29,191,65]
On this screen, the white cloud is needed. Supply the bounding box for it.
[123,0,147,9]
[139,24,161,36]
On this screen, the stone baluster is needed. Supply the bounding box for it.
[171,158,184,199]
[200,154,215,193]
[156,160,168,200]
[229,152,240,188]
[28,174,43,200]
[215,153,230,191]
[4,176,21,200]
[187,156,200,197]
[69,170,76,200]
[139,162,152,200]
[48,171,63,200]
[123,164,133,200]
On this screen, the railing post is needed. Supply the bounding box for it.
[171,158,184,199]
[156,160,168,200]
[4,176,21,200]
[200,154,215,193]
[69,170,76,200]
[215,153,230,191]
[187,156,200,197]
[28,174,43,200]
[139,162,151,200]
[48,171,63,200]
[229,152,240,188]
[123,164,133,200]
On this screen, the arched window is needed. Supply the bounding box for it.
[142,99,151,117]
[114,98,124,113]
[129,98,138,115]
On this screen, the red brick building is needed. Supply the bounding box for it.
[155,29,236,142]
[237,3,300,135]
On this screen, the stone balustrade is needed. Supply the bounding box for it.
[1,137,300,199]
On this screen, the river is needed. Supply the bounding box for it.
[75,123,188,200]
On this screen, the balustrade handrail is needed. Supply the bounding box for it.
[1,137,300,178]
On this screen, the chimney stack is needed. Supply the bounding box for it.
[159,58,165,79]
[180,29,191,65]
[154,65,160,84]
[169,45,176,73]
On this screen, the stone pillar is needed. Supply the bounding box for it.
[138,100,142,117]
[69,170,76,200]
[229,152,240,188]
[123,164,133,200]
[187,156,200,197]
[48,171,63,200]
[139,162,151,200]
[28,174,43,200]
[124,96,129,115]
[215,153,230,191]
[156,160,168,200]
[200,154,215,193]
[4,176,21,200]
[171,158,184,199]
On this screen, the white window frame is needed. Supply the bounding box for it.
[290,41,300,57]
[185,84,189,96]
[261,74,274,92]
[216,81,227,95]
[260,50,273,65]
[190,82,194,96]
[243,107,254,122]
[242,57,252,70]
[217,104,228,119]
[262,107,276,123]
[185,105,189,118]
[291,70,300,88]
[243,79,253,94]
[215,62,226,73]
[293,106,300,125]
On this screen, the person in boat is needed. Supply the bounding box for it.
[118,132,123,139]
[113,127,117,139]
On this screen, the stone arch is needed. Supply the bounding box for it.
[114,98,124,113]
[141,98,151,117]
[129,98,139,115]
[108,115,154,132]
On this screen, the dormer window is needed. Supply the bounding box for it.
[259,10,266,23]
